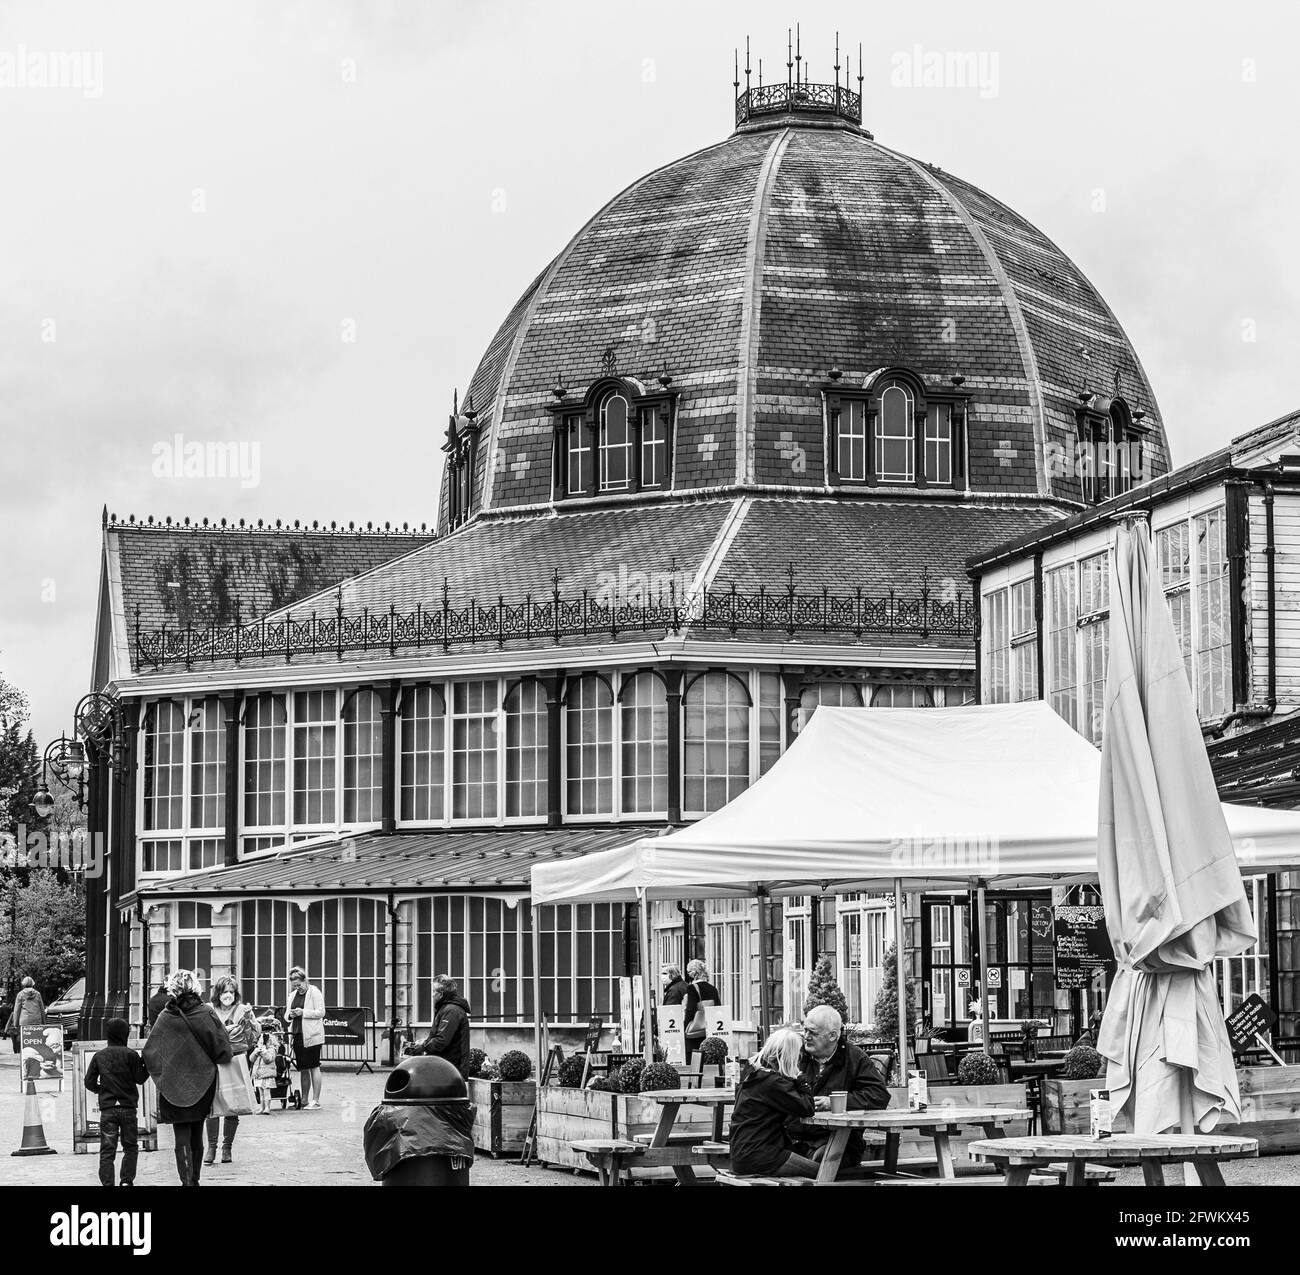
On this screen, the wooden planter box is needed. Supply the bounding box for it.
[1041,1077,1097,1134]
[1214,1065,1300,1154]
[533,1084,725,1179]
[884,1083,1031,1168]
[1045,1066,1300,1152]
[468,1078,535,1157]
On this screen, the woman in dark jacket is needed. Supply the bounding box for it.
[6,976,45,1053]
[681,959,722,1062]
[728,1028,821,1178]
[143,970,232,1185]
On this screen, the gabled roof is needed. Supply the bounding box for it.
[99,515,435,680]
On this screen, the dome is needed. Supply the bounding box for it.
[440,79,1168,533]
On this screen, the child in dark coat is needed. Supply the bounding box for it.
[85,1017,149,1187]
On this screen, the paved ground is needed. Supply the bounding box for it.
[0,1048,587,1188]
[1,1048,1296,1187]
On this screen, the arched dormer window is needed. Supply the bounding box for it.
[549,374,678,501]
[1075,393,1148,504]
[598,389,633,492]
[824,367,968,490]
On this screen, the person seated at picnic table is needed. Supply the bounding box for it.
[785,1005,890,1174]
[727,1028,821,1179]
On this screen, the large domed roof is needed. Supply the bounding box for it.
[441,91,1167,532]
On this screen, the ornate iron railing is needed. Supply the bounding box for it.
[132,577,974,671]
[736,82,862,127]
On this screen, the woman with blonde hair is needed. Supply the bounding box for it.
[726,1027,820,1179]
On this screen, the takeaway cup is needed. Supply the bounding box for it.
[829,1091,848,1114]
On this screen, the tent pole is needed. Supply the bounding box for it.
[531,904,543,1083]
[976,883,990,1052]
[637,887,654,1063]
[1180,1077,1200,1185]
[894,879,908,1085]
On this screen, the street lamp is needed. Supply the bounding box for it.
[30,734,88,819]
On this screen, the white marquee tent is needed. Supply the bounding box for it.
[530,702,1300,1069]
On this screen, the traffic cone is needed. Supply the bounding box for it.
[11,1079,57,1156]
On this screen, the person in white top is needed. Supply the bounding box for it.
[285,966,326,1109]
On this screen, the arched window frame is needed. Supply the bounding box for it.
[618,670,669,817]
[1075,393,1149,504]
[822,367,968,490]
[682,669,755,818]
[549,376,678,501]
[561,672,616,818]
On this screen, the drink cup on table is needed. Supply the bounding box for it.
[829,1091,848,1114]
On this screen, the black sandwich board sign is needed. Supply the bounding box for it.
[1053,905,1115,990]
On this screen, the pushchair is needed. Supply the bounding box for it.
[252,1012,303,1111]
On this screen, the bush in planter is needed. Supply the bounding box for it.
[804,954,850,1022]
[616,1058,647,1093]
[957,1051,1001,1086]
[587,1075,616,1091]
[466,1047,487,1079]
[1062,1045,1103,1080]
[557,1055,588,1088]
[479,1059,501,1080]
[638,1062,682,1093]
[699,1035,729,1066]
[872,942,918,1049]
[498,1049,533,1082]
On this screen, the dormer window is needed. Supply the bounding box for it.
[825,368,967,490]
[1075,393,1148,504]
[565,414,593,496]
[875,383,915,482]
[551,375,677,501]
[598,391,632,492]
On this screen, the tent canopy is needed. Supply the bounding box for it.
[530,702,1300,905]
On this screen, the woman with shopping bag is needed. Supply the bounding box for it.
[204,976,259,1166]
[143,969,232,1185]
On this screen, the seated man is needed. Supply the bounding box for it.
[785,1005,890,1175]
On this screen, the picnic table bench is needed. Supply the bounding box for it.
[570,1139,645,1186]
[968,1132,1259,1186]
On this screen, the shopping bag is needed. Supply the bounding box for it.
[211,1055,256,1117]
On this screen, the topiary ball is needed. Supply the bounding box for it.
[617,1058,647,1093]
[956,1051,1001,1086]
[1062,1044,1103,1080]
[557,1055,588,1088]
[638,1061,682,1093]
[497,1049,533,1081]
[699,1035,729,1065]
[466,1047,487,1079]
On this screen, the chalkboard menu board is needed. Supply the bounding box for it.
[1053,905,1114,989]
[1224,994,1278,1051]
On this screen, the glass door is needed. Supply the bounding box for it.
[922,895,971,1031]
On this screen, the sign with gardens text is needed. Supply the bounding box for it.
[1053,906,1115,990]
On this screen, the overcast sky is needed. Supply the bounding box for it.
[1,0,1296,747]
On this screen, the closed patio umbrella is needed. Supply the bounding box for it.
[1096,515,1257,1137]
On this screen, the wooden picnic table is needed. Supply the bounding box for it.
[633,1088,736,1185]
[968,1132,1259,1186]
[807,1105,1031,1184]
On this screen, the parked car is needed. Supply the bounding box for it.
[46,978,86,1042]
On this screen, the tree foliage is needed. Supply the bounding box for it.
[0,869,86,1001]
[872,941,917,1044]
[803,953,849,1022]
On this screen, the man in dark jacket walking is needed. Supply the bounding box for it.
[785,1005,889,1174]
[410,975,472,1079]
[145,985,169,1032]
[85,1018,149,1187]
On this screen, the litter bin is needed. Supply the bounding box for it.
[363,1056,476,1186]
